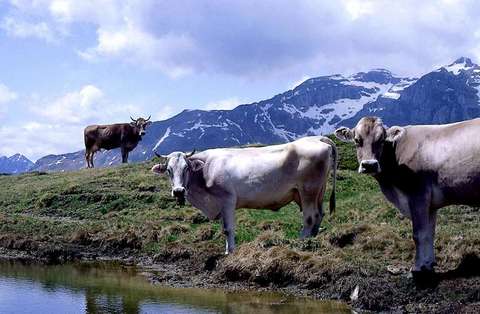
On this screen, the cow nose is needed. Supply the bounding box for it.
[359,160,380,174]
[173,187,185,197]
[140,131,146,136]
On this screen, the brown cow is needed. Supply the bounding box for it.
[84,116,151,168]
[335,116,480,286]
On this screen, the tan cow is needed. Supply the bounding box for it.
[335,116,480,285]
[152,136,337,254]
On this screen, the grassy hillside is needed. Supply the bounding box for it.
[0,139,478,311]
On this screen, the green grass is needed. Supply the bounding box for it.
[0,146,478,274]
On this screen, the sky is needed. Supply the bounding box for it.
[0,0,479,161]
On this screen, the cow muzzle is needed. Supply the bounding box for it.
[140,131,146,136]
[359,159,381,174]
[172,187,186,206]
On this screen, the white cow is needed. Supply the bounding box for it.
[151,136,337,254]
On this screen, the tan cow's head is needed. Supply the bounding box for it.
[151,150,203,205]
[335,117,405,175]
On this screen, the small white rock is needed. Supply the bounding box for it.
[350,285,359,301]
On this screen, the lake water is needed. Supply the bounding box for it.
[0,259,351,314]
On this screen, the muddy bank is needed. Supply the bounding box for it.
[0,235,479,313]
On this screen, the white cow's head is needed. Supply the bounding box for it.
[151,150,204,205]
[335,116,405,175]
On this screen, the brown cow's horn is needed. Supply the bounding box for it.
[145,115,151,121]
[130,116,136,122]
[186,149,196,158]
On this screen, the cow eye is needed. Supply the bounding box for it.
[354,138,363,147]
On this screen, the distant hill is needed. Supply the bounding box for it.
[0,154,34,174]
[31,57,480,172]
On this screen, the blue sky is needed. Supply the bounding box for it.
[0,0,479,161]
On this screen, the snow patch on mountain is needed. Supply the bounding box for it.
[302,81,393,134]
[153,127,171,150]
[382,78,417,99]
[443,57,475,75]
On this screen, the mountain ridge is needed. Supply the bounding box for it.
[0,154,34,174]
[27,57,480,172]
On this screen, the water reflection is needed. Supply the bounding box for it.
[0,260,350,314]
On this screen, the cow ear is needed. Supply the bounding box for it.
[334,127,354,142]
[386,126,405,142]
[189,159,205,172]
[151,163,167,174]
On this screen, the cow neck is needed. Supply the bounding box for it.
[374,141,400,185]
[185,162,207,196]
[184,161,220,219]
[133,126,142,140]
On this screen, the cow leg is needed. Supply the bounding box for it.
[299,190,320,238]
[410,199,438,288]
[85,150,90,168]
[89,149,96,168]
[310,205,323,236]
[221,200,236,255]
[412,207,437,271]
[313,185,327,235]
[88,152,93,168]
[121,148,129,163]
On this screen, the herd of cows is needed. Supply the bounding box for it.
[84,115,480,287]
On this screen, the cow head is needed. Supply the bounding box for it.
[130,116,152,136]
[334,117,405,175]
[151,150,204,206]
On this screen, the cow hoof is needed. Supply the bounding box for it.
[412,269,439,289]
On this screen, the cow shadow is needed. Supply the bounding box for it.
[438,253,480,280]
[414,253,480,290]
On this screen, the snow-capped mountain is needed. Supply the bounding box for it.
[0,154,34,174]
[343,57,480,127]
[31,57,480,172]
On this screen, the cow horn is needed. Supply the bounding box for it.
[130,116,136,122]
[145,115,151,122]
[186,149,196,158]
[154,151,168,160]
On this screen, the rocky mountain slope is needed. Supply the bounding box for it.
[31,57,480,172]
[0,154,34,174]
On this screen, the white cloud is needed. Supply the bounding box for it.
[0,84,144,160]
[0,83,17,118]
[154,105,182,121]
[32,85,104,123]
[342,0,375,20]
[0,83,17,104]
[79,21,197,78]
[1,16,56,42]
[3,0,480,78]
[204,97,244,111]
[48,0,121,24]
[0,122,79,161]
[289,75,311,90]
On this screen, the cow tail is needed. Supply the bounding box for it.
[329,140,337,215]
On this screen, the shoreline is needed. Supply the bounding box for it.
[0,240,478,313]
